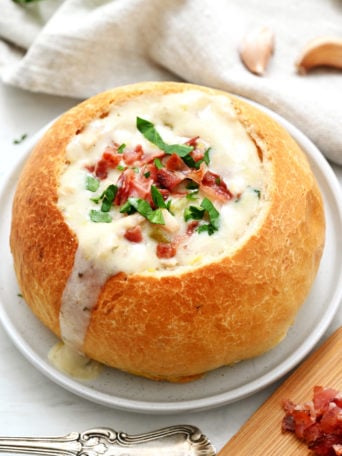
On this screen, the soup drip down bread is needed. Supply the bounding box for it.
[10,82,325,382]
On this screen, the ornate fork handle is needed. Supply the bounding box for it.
[0,425,216,456]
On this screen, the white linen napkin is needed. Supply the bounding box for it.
[0,0,341,164]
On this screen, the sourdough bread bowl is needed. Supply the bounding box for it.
[10,82,325,382]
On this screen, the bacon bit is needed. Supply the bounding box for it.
[94,158,110,179]
[94,145,122,179]
[123,144,144,165]
[201,170,233,202]
[186,220,200,235]
[166,153,189,172]
[156,242,177,258]
[187,162,207,184]
[85,164,95,173]
[282,386,342,456]
[156,168,185,190]
[190,148,205,162]
[138,149,165,165]
[186,136,199,147]
[124,226,143,243]
[187,165,233,202]
[103,150,122,168]
[115,168,152,205]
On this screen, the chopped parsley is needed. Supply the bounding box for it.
[120,197,165,225]
[12,0,42,3]
[86,175,100,192]
[184,197,220,235]
[13,133,27,144]
[136,117,193,157]
[89,184,117,222]
[100,184,118,212]
[117,143,126,153]
[186,189,199,201]
[182,147,211,169]
[89,210,112,223]
[253,188,261,198]
[154,158,164,169]
[85,117,225,238]
[184,205,205,222]
[186,181,199,190]
[151,185,167,209]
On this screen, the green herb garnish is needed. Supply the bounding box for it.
[186,181,199,190]
[13,133,27,144]
[253,188,261,198]
[100,184,118,212]
[184,205,205,222]
[154,158,164,169]
[186,190,199,201]
[90,184,117,212]
[151,185,167,209]
[117,143,126,153]
[120,197,165,225]
[182,147,211,170]
[12,0,43,3]
[119,200,137,215]
[183,197,220,235]
[203,148,211,166]
[86,175,100,192]
[136,117,193,157]
[199,197,220,233]
[89,210,112,223]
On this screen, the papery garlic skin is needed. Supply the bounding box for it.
[296,36,342,74]
[239,26,275,76]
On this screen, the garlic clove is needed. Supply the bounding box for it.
[239,26,275,76]
[296,36,342,74]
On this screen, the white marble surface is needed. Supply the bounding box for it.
[0,81,341,453]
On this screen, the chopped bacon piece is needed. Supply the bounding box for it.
[95,158,110,179]
[187,165,233,202]
[138,149,165,165]
[124,226,143,243]
[103,150,122,168]
[115,168,152,205]
[156,168,185,190]
[94,145,122,179]
[185,136,199,148]
[186,220,200,235]
[85,164,95,173]
[123,144,144,165]
[190,148,205,162]
[156,242,177,259]
[201,170,233,201]
[166,153,189,172]
[282,386,342,456]
[187,162,207,184]
[314,386,341,414]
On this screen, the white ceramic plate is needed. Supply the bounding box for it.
[0,103,341,415]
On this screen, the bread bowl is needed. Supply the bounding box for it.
[10,82,325,382]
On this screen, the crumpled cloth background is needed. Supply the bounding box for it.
[0,0,341,164]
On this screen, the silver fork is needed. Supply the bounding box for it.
[0,425,216,456]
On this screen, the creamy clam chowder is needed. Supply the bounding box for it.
[57,90,266,352]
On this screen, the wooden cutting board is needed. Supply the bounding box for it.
[218,327,342,456]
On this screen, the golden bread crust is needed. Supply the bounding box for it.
[10,82,325,381]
